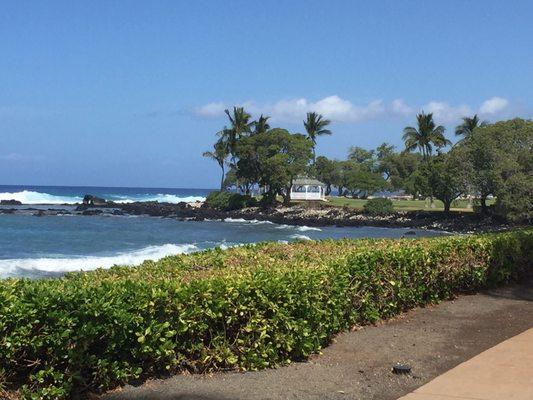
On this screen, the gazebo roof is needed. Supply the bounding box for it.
[292,177,326,186]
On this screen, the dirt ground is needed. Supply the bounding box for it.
[103,277,533,400]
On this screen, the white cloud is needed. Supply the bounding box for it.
[390,99,413,116]
[193,96,511,124]
[479,96,509,115]
[193,96,387,123]
[422,101,472,123]
[194,102,227,118]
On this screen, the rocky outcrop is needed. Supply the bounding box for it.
[0,199,22,205]
[82,195,108,206]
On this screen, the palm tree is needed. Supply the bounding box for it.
[455,114,487,139]
[219,107,253,166]
[304,112,332,163]
[403,112,450,161]
[253,114,270,135]
[203,139,229,190]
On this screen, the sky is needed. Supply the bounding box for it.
[1,0,532,189]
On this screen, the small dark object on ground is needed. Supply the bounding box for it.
[392,363,412,374]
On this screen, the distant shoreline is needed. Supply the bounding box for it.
[0,199,519,234]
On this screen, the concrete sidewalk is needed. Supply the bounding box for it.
[399,328,533,400]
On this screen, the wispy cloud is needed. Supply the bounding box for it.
[193,95,512,124]
[0,153,45,162]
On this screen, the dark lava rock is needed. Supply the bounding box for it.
[83,194,108,206]
[82,209,103,216]
[0,199,22,205]
[404,230,417,235]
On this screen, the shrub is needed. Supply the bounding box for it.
[0,230,531,398]
[205,191,256,211]
[363,198,394,215]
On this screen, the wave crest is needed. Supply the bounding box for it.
[0,243,198,278]
[0,190,83,204]
[0,190,205,205]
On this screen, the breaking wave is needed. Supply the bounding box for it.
[0,190,205,205]
[0,243,198,278]
[0,190,83,204]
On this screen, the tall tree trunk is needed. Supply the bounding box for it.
[444,200,451,213]
[220,166,225,191]
[480,195,488,214]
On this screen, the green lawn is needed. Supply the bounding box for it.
[324,196,479,212]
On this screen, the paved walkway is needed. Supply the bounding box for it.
[399,328,533,400]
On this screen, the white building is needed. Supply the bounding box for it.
[290,177,327,201]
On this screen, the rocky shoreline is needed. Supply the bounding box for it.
[0,197,520,234]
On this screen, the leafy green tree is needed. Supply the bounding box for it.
[416,153,467,212]
[235,129,313,205]
[459,118,532,221]
[348,146,376,169]
[203,139,229,190]
[314,156,337,195]
[403,112,451,161]
[345,167,388,198]
[383,151,422,194]
[304,112,332,162]
[455,114,487,139]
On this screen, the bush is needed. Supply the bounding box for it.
[205,191,256,211]
[0,230,531,398]
[363,198,394,215]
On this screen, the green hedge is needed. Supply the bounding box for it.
[205,191,257,211]
[0,230,531,399]
[363,198,394,215]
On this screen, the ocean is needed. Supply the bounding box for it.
[0,185,444,279]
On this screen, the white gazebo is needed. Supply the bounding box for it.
[290,177,326,201]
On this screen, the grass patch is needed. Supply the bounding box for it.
[324,197,492,212]
[0,230,531,398]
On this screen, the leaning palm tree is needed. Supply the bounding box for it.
[403,112,450,161]
[253,114,270,135]
[203,139,229,190]
[304,112,332,162]
[455,114,487,139]
[220,107,253,165]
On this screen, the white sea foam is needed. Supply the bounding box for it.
[112,194,205,204]
[0,190,205,205]
[0,243,198,278]
[289,234,312,241]
[296,226,322,232]
[0,190,83,204]
[274,224,322,232]
[223,218,273,225]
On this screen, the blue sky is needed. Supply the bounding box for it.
[1,0,532,188]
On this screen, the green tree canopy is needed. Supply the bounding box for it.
[235,128,313,205]
[403,112,451,160]
[304,112,332,162]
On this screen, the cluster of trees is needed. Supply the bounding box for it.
[203,107,330,205]
[204,107,532,222]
